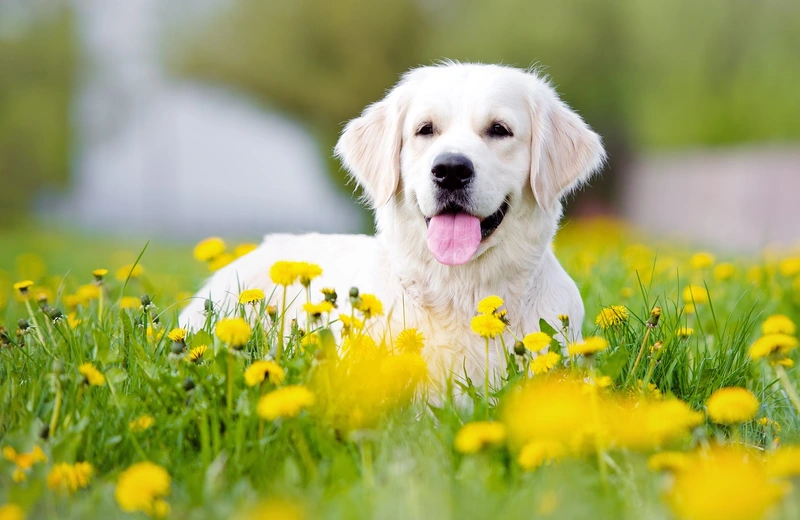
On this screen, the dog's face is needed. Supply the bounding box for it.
[336,63,605,266]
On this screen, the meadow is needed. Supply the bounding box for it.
[2,219,800,520]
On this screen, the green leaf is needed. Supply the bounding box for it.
[602,348,629,381]
[105,367,128,385]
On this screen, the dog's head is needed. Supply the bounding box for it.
[335,62,605,266]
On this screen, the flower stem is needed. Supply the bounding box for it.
[626,327,651,388]
[774,364,800,416]
[485,337,490,419]
[49,377,62,437]
[277,287,287,363]
[226,348,234,414]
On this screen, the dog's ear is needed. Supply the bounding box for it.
[335,89,405,208]
[529,83,606,215]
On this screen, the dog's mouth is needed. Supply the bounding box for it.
[424,200,509,266]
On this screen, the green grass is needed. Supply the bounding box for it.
[1,220,800,519]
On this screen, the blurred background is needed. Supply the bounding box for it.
[1,0,799,250]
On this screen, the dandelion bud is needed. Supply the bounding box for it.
[647,307,662,328]
[52,359,65,375]
[267,305,278,322]
[322,287,338,307]
[652,340,664,352]
[18,319,30,330]
[349,287,359,299]
[36,292,49,306]
[171,342,185,355]
[183,377,196,392]
[48,308,63,321]
[204,298,215,314]
[140,294,152,308]
[514,341,526,356]
[558,314,570,328]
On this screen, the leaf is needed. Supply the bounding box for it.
[105,367,128,385]
[539,318,559,337]
[191,330,213,348]
[602,348,629,381]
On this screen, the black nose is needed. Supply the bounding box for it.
[431,153,474,191]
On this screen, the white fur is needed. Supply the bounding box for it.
[180,62,605,388]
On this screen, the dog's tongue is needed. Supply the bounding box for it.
[426,213,482,266]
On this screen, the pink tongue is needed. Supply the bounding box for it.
[426,213,482,266]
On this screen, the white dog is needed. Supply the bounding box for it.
[180,62,605,385]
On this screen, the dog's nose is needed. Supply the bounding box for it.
[431,153,474,190]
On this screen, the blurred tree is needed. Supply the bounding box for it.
[0,5,75,224]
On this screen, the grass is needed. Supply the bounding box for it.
[1,218,800,519]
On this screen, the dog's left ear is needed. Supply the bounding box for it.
[335,88,406,208]
[529,83,606,215]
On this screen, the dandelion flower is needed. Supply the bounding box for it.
[676,327,694,339]
[3,446,47,482]
[477,295,504,315]
[115,264,144,282]
[256,386,315,420]
[766,445,800,478]
[234,243,258,258]
[92,268,108,280]
[186,345,207,363]
[115,461,171,517]
[120,296,140,310]
[270,261,299,286]
[567,336,608,357]
[47,462,94,495]
[762,315,796,336]
[779,257,800,277]
[129,415,155,433]
[13,280,34,296]
[193,237,226,262]
[303,301,334,317]
[683,284,709,305]
[0,504,24,520]
[522,332,552,352]
[238,288,265,305]
[706,387,759,425]
[530,352,561,375]
[470,314,506,338]
[557,314,570,327]
[713,262,736,281]
[294,262,322,287]
[647,451,692,472]
[215,318,251,347]
[595,305,628,329]
[78,363,105,386]
[166,328,187,343]
[690,252,715,269]
[338,314,364,336]
[356,293,383,318]
[209,253,235,272]
[395,328,425,354]
[244,360,285,387]
[454,422,507,454]
[749,334,798,360]
[518,440,564,470]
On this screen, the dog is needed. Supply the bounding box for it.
[179,61,605,387]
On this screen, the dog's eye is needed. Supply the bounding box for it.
[416,123,434,136]
[488,122,512,138]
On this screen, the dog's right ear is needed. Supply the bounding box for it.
[335,89,405,208]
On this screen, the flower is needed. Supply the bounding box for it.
[129,415,155,433]
[477,295,504,315]
[270,261,299,286]
[294,262,322,287]
[115,461,171,517]
[193,237,226,262]
[215,318,251,347]
[706,387,759,425]
[766,446,800,478]
[355,293,383,318]
[762,315,796,336]
[244,360,285,387]
[234,243,258,258]
[683,284,709,305]
[530,352,561,375]
[690,252,715,269]
[13,280,34,296]
[648,451,691,472]
[454,422,507,454]
[256,386,315,420]
[0,504,24,520]
[676,327,694,339]
[470,314,506,338]
[338,314,364,336]
[557,314,570,327]
[518,440,564,470]
[238,288,265,305]
[235,499,305,520]
[395,328,425,354]
[47,462,94,495]
[166,328,187,343]
[522,332,552,352]
[120,296,140,310]
[115,264,144,282]
[147,326,164,341]
[76,284,101,303]
[3,446,47,482]
[567,336,608,356]
[713,262,736,281]
[779,257,800,277]
[92,268,108,280]
[749,334,798,360]
[303,301,334,317]
[209,253,235,272]
[186,345,208,363]
[595,305,628,329]
[78,363,105,386]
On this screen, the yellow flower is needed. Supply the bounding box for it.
[690,252,715,269]
[244,360,285,387]
[215,318,251,347]
[129,415,155,433]
[713,262,736,281]
[595,305,629,329]
[706,387,759,425]
[338,314,364,336]
[766,445,800,478]
[779,257,800,277]
[620,287,634,298]
[454,422,507,454]
[395,328,425,354]
[647,451,691,472]
[238,288,265,305]
[147,326,164,341]
[120,296,141,310]
[518,440,564,470]
[355,293,383,318]
[676,327,694,339]
[530,352,561,375]
[115,264,144,282]
[166,328,187,343]
[557,314,570,327]
[303,301,334,317]
[47,462,94,495]
[78,363,105,386]
[234,243,258,258]
[256,386,315,420]
[477,295,504,315]
[3,446,47,482]
[234,499,305,520]
[13,280,34,295]
[567,336,608,356]
[115,461,171,517]
[762,314,796,336]
[193,237,226,262]
[522,332,552,352]
[92,268,108,279]
[470,314,506,338]
[76,284,101,303]
[294,262,322,287]
[749,334,798,360]
[67,313,82,329]
[208,253,235,272]
[683,284,709,305]
[186,345,208,363]
[270,261,299,286]
[0,504,24,520]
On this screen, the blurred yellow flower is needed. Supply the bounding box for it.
[76,284,100,303]
[115,461,171,517]
[766,445,800,478]
[215,318,251,347]
[683,284,709,304]
[706,387,759,425]
[167,328,187,343]
[355,293,383,318]
[522,332,552,352]
[676,327,694,339]
[129,415,155,433]
[0,504,24,520]
[518,440,564,471]
[47,462,94,495]
[67,313,82,329]
[454,422,506,454]
[294,261,322,287]
[270,261,299,286]
[567,336,608,356]
[238,288,265,305]
[244,360,285,387]
[120,296,141,310]
[470,314,506,338]
[12,280,34,295]
[78,363,105,386]
[338,314,364,336]
[303,301,334,317]
[234,499,305,520]
[713,262,736,281]
[648,451,691,472]
[595,305,628,329]
[779,257,800,277]
[193,237,226,262]
[186,345,208,363]
[395,328,425,354]
[762,314,796,336]
[115,264,144,282]
[92,268,108,279]
[3,445,47,482]
[256,386,315,420]
[477,295,504,315]
[234,243,258,258]
[690,252,715,269]
[530,352,560,375]
[208,253,235,272]
[749,334,798,360]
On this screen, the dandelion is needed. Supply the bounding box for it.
[355,293,383,318]
[682,284,709,305]
[470,314,506,338]
[454,422,507,454]
[3,446,47,482]
[522,332,552,352]
[92,268,108,281]
[477,295,504,315]
[235,499,305,520]
[303,301,334,318]
[120,296,140,310]
[395,328,425,354]
[146,325,164,341]
[749,334,798,360]
[713,262,736,281]
[567,336,608,357]
[0,504,24,520]
[706,387,759,425]
[595,305,628,329]
[193,237,226,262]
[339,314,364,336]
[294,261,322,287]
[166,328,187,343]
[762,314,796,336]
[647,451,692,472]
[186,345,207,363]
[115,264,144,282]
[13,280,34,297]
[234,243,258,258]
[129,415,155,433]
[47,462,94,495]
[256,386,315,420]
[115,461,171,517]
[766,445,800,478]
[238,288,265,305]
[208,253,235,272]
[676,327,694,339]
[518,440,564,470]
[690,252,715,269]
[244,360,285,387]
[557,314,570,328]
[530,352,560,375]
[321,287,338,307]
[215,318,251,347]
[269,261,299,286]
[78,363,105,386]
[779,257,800,277]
